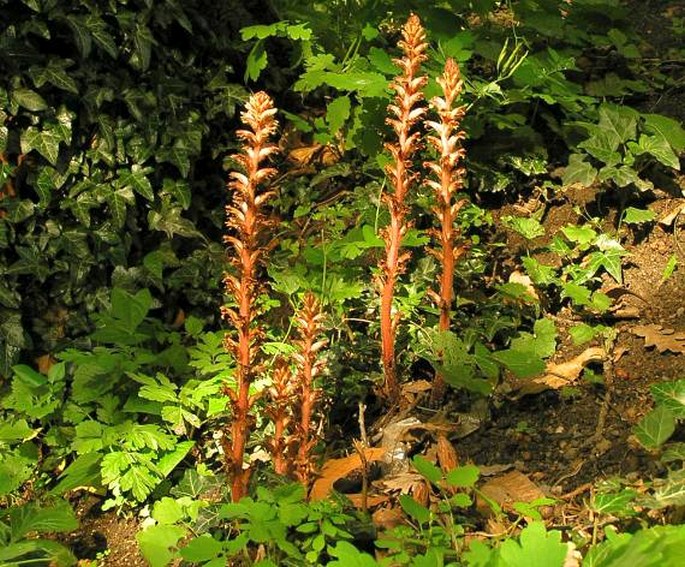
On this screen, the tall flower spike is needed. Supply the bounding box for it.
[424,58,468,403]
[265,359,296,477]
[379,13,428,401]
[222,91,279,502]
[292,292,327,489]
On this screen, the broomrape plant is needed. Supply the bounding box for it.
[222,91,279,502]
[424,58,469,404]
[378,13,428,401]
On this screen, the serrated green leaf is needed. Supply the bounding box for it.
[9,500,78,540]
[399,494,431,524]
[326,96,351,133]
[446,464,479,488]
[137,524,185,567]
[623,207,656,225]
[412,455,443,484]
[157,441,194,477]
[634,405,676,449]
[245,39,268,82]
[499,522,568,567]
[180,535,224,561]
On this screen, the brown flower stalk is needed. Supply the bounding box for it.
[222,91,279,502]
[424,58,468,403]
[265,359,296,476]
[378,13,428,401]
[292,292,327,488]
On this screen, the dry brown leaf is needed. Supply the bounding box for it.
[372,506,405,531]
[436,434,459,472]
[658,202,685,227]
[35,354,56,375]
[515,347,605,395]
[402,379,432,394]
[631,324,685,354]
[380,471,425,494]
[478,471,548,518]
[310,447,386,501]
[345,494,390,508]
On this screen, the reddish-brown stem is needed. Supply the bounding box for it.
[222,91,278,501]
[379,13,428,401]
[424,59,468,403]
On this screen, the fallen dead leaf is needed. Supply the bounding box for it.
[402,380,432,394]
[436,434,459,472]
[514,347,605,395]
[310,447,386,501]
[478,470,549,518]
[631,324,685,354]
[372,506,405,531]
[658,201,685,228]
[35,354,56,375]
[380,471,425,494]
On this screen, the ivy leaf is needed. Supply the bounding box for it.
[591,489,638,515]
[598,165,643,188]
[118,165,154,201]
[491,348,545,378]
[634,405,676,450]
[578,129,622,166]
[65,15,92,57]
[29,60,79,94]
[628,134,680,170]
[85,14,118,58]
[12,88,48,112]
[598,103,638,144]
[20,127,60,165]
[650,380,685,419]
[643,113,685,152]
[562,153,597,186]
[110,287,153,331]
